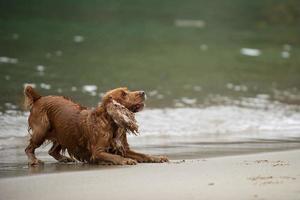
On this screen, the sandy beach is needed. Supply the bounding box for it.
[0,149,299,200]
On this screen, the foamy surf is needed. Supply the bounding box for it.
[136,106,300,138]
[0,103,299,142]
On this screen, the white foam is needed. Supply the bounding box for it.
[181,97,197,105]
[4,103,18,110]
[226,83,234,89]
[57,88,62,93]
[36,65,45,76]
[71,86,77,92]
[200,44,208,51]
[1,103,299,140]
[36,65,45,72]
[156,94,164,99]
[55,50,62,56]
[240,48,261,57]
[148,90,158,96]
[281,51,290,59]
[193,86,202,92]
[73,35,84,43]
[0,112,28,138]
[136,106,300,138]
[174,101,185,108]
[82,85,97,92]
[175,19,206,28]
[4,75,11,81]
[226,83,248,92]
[82,85,97,96]
[0,56,18,64]
[40,83,51,90]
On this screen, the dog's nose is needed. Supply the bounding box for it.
[139,91,146,99]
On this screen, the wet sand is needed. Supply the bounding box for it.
[1,137,300,178]
[0,149,300,200]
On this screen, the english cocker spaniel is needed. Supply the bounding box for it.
[24,86,168,166]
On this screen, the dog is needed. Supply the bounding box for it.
[24,86,168,166]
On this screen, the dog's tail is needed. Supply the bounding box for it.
[24,85,41,110]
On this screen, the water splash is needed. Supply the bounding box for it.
[240,48,261,57]
[82,85,97,96]
[0,57,18,64]
[73,35,84,43]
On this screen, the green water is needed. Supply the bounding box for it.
[0,0,299,110]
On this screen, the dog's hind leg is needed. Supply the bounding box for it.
[25,128,47,166]
[25,115,49,166]
[48,141,75,163]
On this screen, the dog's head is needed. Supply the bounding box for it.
[102,87,146,113]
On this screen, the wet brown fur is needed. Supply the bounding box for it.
[24,86,168,166]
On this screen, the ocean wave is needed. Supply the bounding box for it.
[0,100,299,141]
[136,106,300,138]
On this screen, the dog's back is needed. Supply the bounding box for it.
[24,86,82,132]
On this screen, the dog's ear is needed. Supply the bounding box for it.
[106,99,138,135]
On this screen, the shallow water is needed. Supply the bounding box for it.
[0,0,300,177]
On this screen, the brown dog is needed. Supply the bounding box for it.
[24,86,168,166]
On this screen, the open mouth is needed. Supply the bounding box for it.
[131,103,145,113]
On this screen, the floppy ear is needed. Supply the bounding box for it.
[106,99,139,135]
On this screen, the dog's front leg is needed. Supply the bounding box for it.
[92,151,137,165]
[125,149,169,163]
[119,132,168,163]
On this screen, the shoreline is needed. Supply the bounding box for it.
[1,149,300,200]
[1,139,300,178]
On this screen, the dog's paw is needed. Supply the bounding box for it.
[159,156,169,163]
[122,158,138,165]
[29,159,44,166]
[158,156,169,162]
[58,156,75,163]
[149,156,169,163]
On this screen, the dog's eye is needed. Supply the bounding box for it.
[121,91,127,97]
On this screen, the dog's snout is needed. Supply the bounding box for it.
[139,91,146,99]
